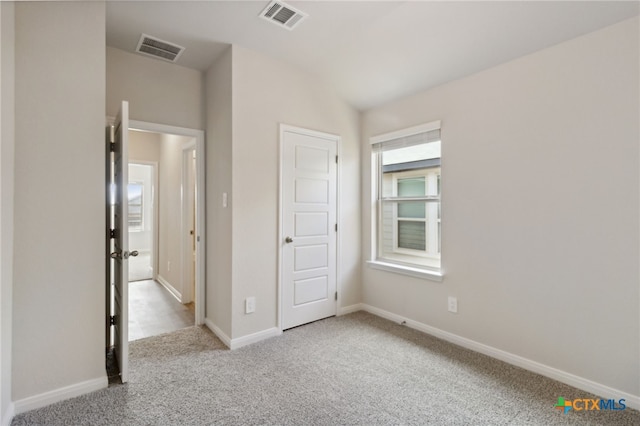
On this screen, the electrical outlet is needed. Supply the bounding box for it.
[167,261,171,272]
[245,297,256,314]
[448,296,458,313]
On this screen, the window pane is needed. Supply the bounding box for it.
[128,183,143,204]
[128,183,143,231]
[398,200,425,218]
[382,141,441,166]
[398,177,425,196]
[398,221,426,250]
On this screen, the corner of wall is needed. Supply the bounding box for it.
[204,43,233,338]
[0,1,15,424]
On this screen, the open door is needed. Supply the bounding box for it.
[110,101,130,383]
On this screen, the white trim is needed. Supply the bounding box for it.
[359,304,640,410]
[205,319,282,350]
[204,318,231,349]
[1,403,14,426]
[156,274,182,302]
[370,120,441,145]
[338,303,363,316]
[13,377,107,416]
[366,260,443,282]
[180,142,196,304]
[229,327,282,350]
[128,120,201,139]
[336,132,343,329]
[277,128,284,331]
[194,131,206,325]
[126,119,206,326]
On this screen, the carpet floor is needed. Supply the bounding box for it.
[11,312,640,425]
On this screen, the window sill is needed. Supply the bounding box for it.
[366,260,443,282]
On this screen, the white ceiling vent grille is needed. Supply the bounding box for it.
[136,34,185,63]
[259,1,308,30]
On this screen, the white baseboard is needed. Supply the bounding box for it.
[360,304,640,411]
[204,318,231,348]
[229,327,281,350]
[1,402,15,426]
[338,303,363,316]
[156,275,182,303]
[13,376,108,416]
[204,319,281,350]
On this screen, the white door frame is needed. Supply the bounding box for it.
[181,140,196,304]
[129,120,206,325]
[277,124,341,332]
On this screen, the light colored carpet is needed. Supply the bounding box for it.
[11,312,640,425]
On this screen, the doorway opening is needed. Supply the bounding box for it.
[127,130,198,341]
[106,112,205,383]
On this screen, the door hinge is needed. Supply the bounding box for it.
[335,223,338,232]
[109,142,116,153]
[109,228,116,239]
[335,292,338,301]
[335,155,338,164]
[109,315,116,326]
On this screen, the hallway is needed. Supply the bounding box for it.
[128,280,194,341]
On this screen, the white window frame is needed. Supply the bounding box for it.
[368,120,443,281]
[391,168,440,258]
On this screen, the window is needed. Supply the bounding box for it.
[371,121,441,276]
[128,182,144,231]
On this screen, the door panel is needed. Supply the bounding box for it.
[295,212,328,237]
[282,127,338,330]
[112,101,129,383]
[294,244,328,271]
[295,178,329,203]
[294,276,328,305]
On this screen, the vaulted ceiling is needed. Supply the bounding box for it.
[106,1,639,110]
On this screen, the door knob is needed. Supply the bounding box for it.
[123,250,139,259]
[285,236,294,244]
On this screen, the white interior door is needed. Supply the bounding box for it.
[281,126,338,330]
[112,101,129,382]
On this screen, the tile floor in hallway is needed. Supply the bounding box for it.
[129,279,195,341]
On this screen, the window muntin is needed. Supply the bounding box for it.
[372,122,441,272]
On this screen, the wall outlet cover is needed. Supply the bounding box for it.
[245,297,256,314]
[448,296,458,313]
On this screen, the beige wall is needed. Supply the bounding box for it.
[129,129,161,163]
[230,46,361,338]
[106,46,204,130]
[157,133,193,298]
[12,1,106,400]
[204,47,233,336]
[0,2,15,423]
[361,17,639,396]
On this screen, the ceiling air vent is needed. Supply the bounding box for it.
[136,34,185,63]
[259,1,308,30]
